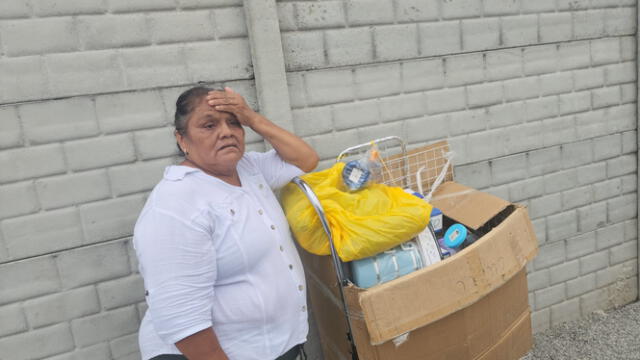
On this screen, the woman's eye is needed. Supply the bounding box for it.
[204,123,215,129]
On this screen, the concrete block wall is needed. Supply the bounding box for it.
[0,1,259,359]
[279,0,639,341]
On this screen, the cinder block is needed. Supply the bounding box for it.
[401,58,444,93]
[596,259,637,289]
[573,68,605,91]
[346,0,394,25]
[539,72,573,97]
[575,109,608,140]
[580,250,609,274]
[562,185,592,210]
[309,129,359,160]
[532,218,547,245]
[621,131,637,154]
[486,184,509,201]
[405,115,448,144]
[591,37,621,66]
[0,106,22,149]
[521,0,555,12]
[448,108,487,136]
[607,193,637,223]
[294,1,345,29]
[441,0,481,19]
[97,275,145,310]
[466,82,502,108]
[418,21,461,57]
[501,15,538,47]
[573,10,606,39]
[71,305,139,348]
[445,53,484,87]
[325,27,373,66]
[607,275,638,308]
[595,222,625,251]
[379,93,426,122]
[535,283,566,309]
[291,107,332,137]
[608,103,636,133]
[454,161,491,189]
[503,78,539,102]
[184,39,252,83]
[546,210,578,243]
[593,134,621,161]
[550,260,580,285]
[110,333,139,359]
[620,174,637,194]
[0,256,60,305]
[523,45,557,76]
[607,154,636,178]
[95,90,166,134]
[510,177,544,203]
[374,24,419,61]
[567,231,596,260]
[23,286,100,329]
[528,268,550,292]
[558,41,591,71]
[620,36,636,61]
[49,343,112,360]
[395,0,439,22]
[485,49,522,81]
[213,7,247,38]
[332,100,379,131]
[125,238,138,273]
[0,303,27,337]
[0,1,31,18]
[281,31,326,71]
[356,121,404,145]
[147,10,214,45]
[425,87,465,115]
[543,116,576,147]
[503,120,542,156]
[577,201,607,233]
[46,50,126,96]
[134,126,180,161]
[0,323,74,360]
[461,18,499,52]
[465,129,504,163]
[0,56,49,104]
[491,153,527,185]
[530,193,562,219]
[531,308,550,333]
[0,17,78,56]
[137,302,148,321]
[544,168,578,194]
[609,240,638,266]
[32,0,106,16]
[624,219,637,241]
[592,86,620,109]
[19,97,99,145]
[568,275,598,303]
[483,0,520,15]
[305,69,355,106]
[558,91,591,116]
[108,158,173,196]
[620,83,636,104]
[287,73,307,108]
[561,139,593,169]
[550,298,581,326]
[525,96,558,122]
[57,241,131,289]
[2,207,83,259]
[528,146,562,177]
[486,102,524,128]
[120,45,190,89]
[0,181,39,219]
[354,63,401,99]
[557,0,589,10]
[64,134,136,171]
[605,62,636,86]
[35,170,111,210]
[77,14,149,51]
[276,2,297,31]
[79,195,146,244]
[579,286,609,315]
[177,0,242,9]
[0,144,66,184]
[540,13,572,43]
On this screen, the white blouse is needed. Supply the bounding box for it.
[134,150,308,360]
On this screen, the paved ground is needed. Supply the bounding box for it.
[523,301,640,360]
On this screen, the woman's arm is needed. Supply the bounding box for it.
[175,328,229,360]
[207,88,319,172]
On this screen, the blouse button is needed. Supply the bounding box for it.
[289,264,293,269]
[280,245,284,252]
[301,306,307,312]
[270,225,276,230]
[258,209,263,215]
[230,209,235,216]
[259,184,264,189]
[298,285,304,291]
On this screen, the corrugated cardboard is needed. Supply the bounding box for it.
[297,141,538,359]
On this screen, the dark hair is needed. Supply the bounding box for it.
[174,86,214,155]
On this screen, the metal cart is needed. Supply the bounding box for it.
[290,136,453,359]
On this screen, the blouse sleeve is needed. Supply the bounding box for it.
[245,149,305,190]
[134,207,217,345]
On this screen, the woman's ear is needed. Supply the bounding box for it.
[175,130,188,154]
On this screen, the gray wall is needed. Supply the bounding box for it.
[0,0,637,359]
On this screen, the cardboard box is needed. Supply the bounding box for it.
[300,142,539,360]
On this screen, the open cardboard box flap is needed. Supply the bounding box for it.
[357,195,538,345]
[430,181,511,230]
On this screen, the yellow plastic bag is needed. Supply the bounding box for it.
[281,162,432,262]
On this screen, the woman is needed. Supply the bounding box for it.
[133,86,319,360]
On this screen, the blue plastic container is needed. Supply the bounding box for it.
[351,241,423,289]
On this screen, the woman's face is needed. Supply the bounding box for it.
[176,97,245,173]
